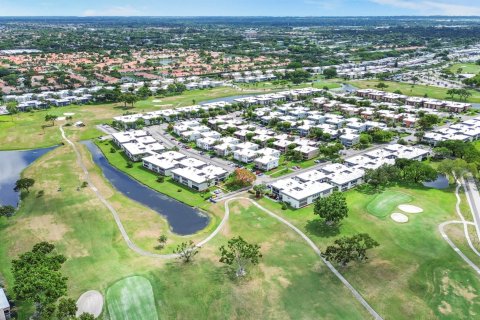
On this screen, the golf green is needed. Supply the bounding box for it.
[107,276,158,320]
[366,190,413,218]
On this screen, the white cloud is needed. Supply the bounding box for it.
[370,0,480,15]
[83,5,144,16]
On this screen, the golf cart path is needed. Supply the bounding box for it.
[62,127,382,319]
[438,179,480,275]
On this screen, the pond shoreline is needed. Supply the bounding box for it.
[82,140,211,235]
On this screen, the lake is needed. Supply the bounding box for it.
[83,141,210,235]
[0,147,56,207]
[423,174,450,189]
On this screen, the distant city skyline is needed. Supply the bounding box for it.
[1,0,480,17]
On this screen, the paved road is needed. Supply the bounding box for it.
[439,178,480,275]
[53,138,384,318]
[147,125,235,173]
[60,126,178,259]
[261,144,395,184]
[462,176,480,241]
[233,197,383,320]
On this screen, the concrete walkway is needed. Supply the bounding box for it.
[63,127,382,318]
[438,178,480,275]
[462,176,480,241]
[60,126,177,259]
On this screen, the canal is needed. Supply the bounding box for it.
[82,141,210,235]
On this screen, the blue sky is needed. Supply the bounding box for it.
[0,0,479,16]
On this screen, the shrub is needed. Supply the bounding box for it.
[126,162,133,168]
[110,147,117,153]
[156,176,165,183]
[81,181,88,188]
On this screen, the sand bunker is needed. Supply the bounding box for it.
[57,116,66,121]
[64,112,75,116]
[391,212,409,223]
[398,204,423,214]
[152,99,162,103]
[76,290,104,318]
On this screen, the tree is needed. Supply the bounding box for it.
[323,67,337,79]
[155,234,167,250]
[322,233,379,267]
[417,114,439,130]
[314,192,348,226]
[6,104,18,121]
[396,160,437,184]
[376,82,388,89]
[45,114,58,126]
[56,297,77,320]
[14,177,35,193]
[78,313,96,320]
[174,241,199,263]
[219,236,262,277]
[438,159,478,179]
[227,168,256,189]
[11,242,68,318]
[0,205,16,218]
[411,76,420,85]
[253,184,268,198]
[457,88,472,101]
[447,88,459,99]
[363,164,399,189]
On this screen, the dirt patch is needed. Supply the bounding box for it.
[442,276,478,302]
[22,215,70,241]
[438,301,452,315]
[64,239,89,258]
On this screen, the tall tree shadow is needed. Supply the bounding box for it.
[305,219,340,238]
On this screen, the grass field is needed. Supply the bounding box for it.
[258,184,480,319]
[449,63,480,75]
[0,86,278,151]
[0,144,372,319]
[147,200,370,319]
[365,190,413,218]
[107,276,158,320]
[94,140,216,211]
[350,80,480,103]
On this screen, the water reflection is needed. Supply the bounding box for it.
[0,147,56,206]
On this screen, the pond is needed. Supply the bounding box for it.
[201,94,259,105]
[82,141,210,235]
[423,174,450,189]
[0,146,56,207]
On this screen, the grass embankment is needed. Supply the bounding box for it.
[350,80,480,103]
[258,184,480,319]
[94,139,216,211]
[0,145,371,319]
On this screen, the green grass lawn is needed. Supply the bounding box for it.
[449,63,480,75]
[365,190,413,218]
[145,200,370,319]
[0,144,371,319]
[350,80,480,103]
[94,139,216,211]
[257,184,480,319]
[107,276,158,320]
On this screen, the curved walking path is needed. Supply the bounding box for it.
[60,126,177,259]
[62,127,381,318]
[438,179,480,274]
